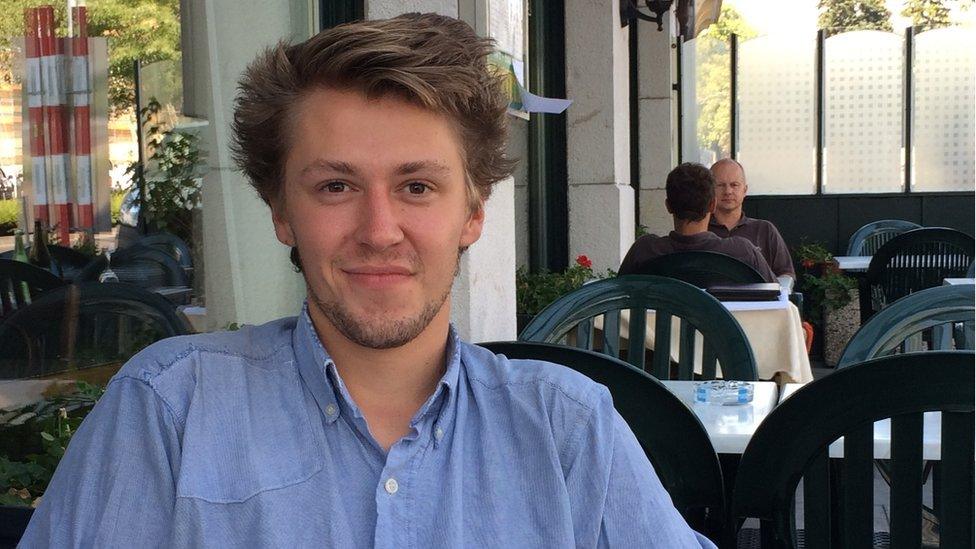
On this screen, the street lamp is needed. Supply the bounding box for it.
[619,0,674,30]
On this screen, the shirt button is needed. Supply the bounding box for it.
[384,478,399,495]
[434,427,444,440]
[325,404,337,416]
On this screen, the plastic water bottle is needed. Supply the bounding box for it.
[694,380,754,405]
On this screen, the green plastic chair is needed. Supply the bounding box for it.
[636,251,765,286]
[838,285,975,367]
[846,219,921,256]
[477,341,727,544]
[860,228,975,323]
[0,258,66,319]
[732,351,974,549]
[519,275,758,380]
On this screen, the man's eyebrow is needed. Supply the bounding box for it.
[394,160,452,176]
[299,159,357,177]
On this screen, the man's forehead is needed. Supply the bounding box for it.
[712,161,745,183]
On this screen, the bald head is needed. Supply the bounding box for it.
[710,158,748,216]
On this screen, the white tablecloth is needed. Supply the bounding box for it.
[661,380,779,454]
[606,300,813,383]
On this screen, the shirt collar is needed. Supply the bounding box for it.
[292,302,461,442]
[709,213,751,229]
[668,230,723,243]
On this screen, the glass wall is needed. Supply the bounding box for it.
[823,31,904,193]
[737,34,817,195]
[912,27,976,192]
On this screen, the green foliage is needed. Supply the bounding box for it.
[695,5,757,157]
[110,188,126,225]
[818,0,894,35]
[126,97,205,244]
[902,0,953,31]
[516,255,615,317]
[0,0,181,115]
[793,241,858,324]
[0,382,104,507]
[0,198,18,236]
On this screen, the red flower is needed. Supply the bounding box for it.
[801,259,815,269]
[576,255,593,269]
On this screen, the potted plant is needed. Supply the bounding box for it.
[0,382,104,538]
[794,242,859,366]
[516,255,611,333]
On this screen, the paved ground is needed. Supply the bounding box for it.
[0,226,119,254]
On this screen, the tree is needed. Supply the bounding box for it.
[0,0,180,116]
[818,0,894,35]
[694,4,757,158]
[901,0,952,31]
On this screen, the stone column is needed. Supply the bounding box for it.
[565,0,635,272]
[637,14,679,238]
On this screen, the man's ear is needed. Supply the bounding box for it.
[459,202,485,248]
[707,198,717,213]
[270,198,296,248]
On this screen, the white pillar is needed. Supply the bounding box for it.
[637,14,679,238]
[181,0,310,330]
[565,0,635,272]
[450,177,517,342]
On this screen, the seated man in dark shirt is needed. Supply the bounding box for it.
[709,158,795,289]
[619,162,777,282]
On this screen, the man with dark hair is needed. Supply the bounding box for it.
[709,158,795,287]
[21,14,714,548]
[619,162,777,281]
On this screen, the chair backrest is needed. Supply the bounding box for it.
[0,259,66,318]
[839,285,975,367]
[732,351,974,549]
[636,251,766,287]
[138,232,193,273]
[0,282,193,380]
[75,245,190,288]
[861,228,975,322]
[0,245,94,282]
[520,275,758,380]
[846,219,922,256]
[477,341,726,541]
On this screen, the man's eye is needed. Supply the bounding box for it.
[323,182,347,193]
[406,182,430,194]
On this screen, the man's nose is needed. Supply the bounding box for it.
[355,189,404,251]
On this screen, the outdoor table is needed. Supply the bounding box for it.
[660,380,778,454]
[605,293,813,383]
[835,255,871,272]
[780,383,943,460]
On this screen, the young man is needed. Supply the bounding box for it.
[21,14,714,548]
[708,158,795,287]
[619,162,776,281]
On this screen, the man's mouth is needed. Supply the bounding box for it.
[342,265,414,288]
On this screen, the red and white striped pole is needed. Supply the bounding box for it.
[40,5,72,244]
[71,5,93,230]
[24,8,49,226]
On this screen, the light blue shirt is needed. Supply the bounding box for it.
[21,307,715,548]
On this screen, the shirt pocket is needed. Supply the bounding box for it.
[175,357,325,503]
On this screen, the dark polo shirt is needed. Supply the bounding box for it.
[619,231,778,282]
[709,215,795,278]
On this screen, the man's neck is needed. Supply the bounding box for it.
[673,216,710,236]
[308,300,452,450]
[712,208,742,231]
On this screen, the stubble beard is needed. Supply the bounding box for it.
[306,249,463,350]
